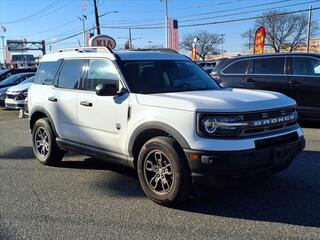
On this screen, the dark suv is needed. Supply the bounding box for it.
[211,53,320,121]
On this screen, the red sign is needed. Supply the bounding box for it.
[254,26,266,54]
[168,18,179,52]
[89,35,117,49]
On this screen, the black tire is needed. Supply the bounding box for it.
[137,136,191,206]
[32,118,64,166]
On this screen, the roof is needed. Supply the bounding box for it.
[229,52,320,59]
[40,48,188,62]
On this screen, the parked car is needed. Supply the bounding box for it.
[0,72,35,107]
[5,76,35,109]
[28,47,304,206]
[0,68,36,82]
[211,53,320,121]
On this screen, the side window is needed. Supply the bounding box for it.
[35,61,61,85]
[253,57,285,74]
[222,60,249,74]
[83,59,121,91]
[292,57,320,76]
[57,60,84,89]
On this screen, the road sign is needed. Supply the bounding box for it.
[89,35,116,49]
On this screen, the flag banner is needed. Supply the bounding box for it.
[253,26,266,54]
[192,48,197,61]
[168,18,179,51]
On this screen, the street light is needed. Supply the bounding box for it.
[95,10,118,35]
[99,10,119,18]
[78,15,87,47]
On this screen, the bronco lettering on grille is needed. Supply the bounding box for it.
[253,114,296,127]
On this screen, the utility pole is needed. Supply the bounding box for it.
[221,34,225,58]
[128,28,132,50]
[93,0,101,35]
[248,28,251,51]
[1,36,5,66]
[306,6,312,53]
[161,0,169,48]
[0,26,6,67]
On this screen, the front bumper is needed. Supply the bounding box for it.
[5,98,25,109]
[184,132,305,180]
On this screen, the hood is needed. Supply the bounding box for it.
[0,87,10,98]
[136,88,296,112]
[0,83,12,89]
[7,83,33,93]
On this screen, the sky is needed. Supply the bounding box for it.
[0,0,319,61]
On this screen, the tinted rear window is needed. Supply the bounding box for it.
[292,57,320,76]
[222,60,249,74]
[253,57,285,74]
[35,61,61,85]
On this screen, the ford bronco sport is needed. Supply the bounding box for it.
[28,47,305,206]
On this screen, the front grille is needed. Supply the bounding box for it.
[239,107,297,136]
[6,93,16,99]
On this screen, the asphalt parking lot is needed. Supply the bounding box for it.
[0,109,320,240]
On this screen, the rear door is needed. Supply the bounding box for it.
[243,56,290,96]
[218,59,250,87]
[51,59,85,142]
[288,56,320,117]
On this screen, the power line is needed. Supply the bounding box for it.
[99,0,310,27]
[2,0,74,25]
[100,0,319,29]
[180,7,320,28]
[46,6,320,44]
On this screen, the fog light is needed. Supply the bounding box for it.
[201,155,215,164]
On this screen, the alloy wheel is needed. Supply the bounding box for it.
[143,150,174,194]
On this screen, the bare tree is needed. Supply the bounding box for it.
[242,10,319,52]
[180,31,223,60]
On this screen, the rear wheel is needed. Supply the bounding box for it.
[32,118,64,166]
[137,136,191,206]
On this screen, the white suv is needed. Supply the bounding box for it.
[28,47,305,206]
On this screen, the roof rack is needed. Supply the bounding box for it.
[131,48,179,54]
[56,46,113,53]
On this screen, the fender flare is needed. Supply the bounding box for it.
[29,106,59,137]
[128,121,190,157]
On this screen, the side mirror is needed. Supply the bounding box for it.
[95,82,119,96]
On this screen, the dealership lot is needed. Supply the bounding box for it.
[0,109,320,240]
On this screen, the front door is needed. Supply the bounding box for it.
[288,56,320,117]
[77,58,129,155]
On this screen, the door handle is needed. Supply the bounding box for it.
[244,78,256,83]
[289,80,302,85]
[80,101,93,107]
[48,96,57,102]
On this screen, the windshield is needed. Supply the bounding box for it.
[0,74,21,86]
[21,76,35,84]
[121,60,220,94]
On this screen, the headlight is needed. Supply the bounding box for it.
[0,91,6,99]
[16,90,28,100]
[198,114,248,137]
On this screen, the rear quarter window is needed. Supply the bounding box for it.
[35,60,62,85]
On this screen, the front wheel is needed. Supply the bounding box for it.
[32,118,64,166]
[137,136,191,206]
